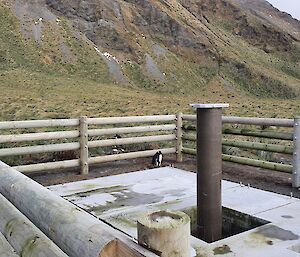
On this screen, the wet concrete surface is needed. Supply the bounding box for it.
[48,167,300,256]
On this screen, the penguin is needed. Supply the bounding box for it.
[152,151,163,167]
[112,134,125,154]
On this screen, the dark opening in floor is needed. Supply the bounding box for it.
[183,206,270,243]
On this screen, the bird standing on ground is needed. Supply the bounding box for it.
[112,134,125,154]
[152,151,163,167]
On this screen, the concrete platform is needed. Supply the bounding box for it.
[48,167,300,257]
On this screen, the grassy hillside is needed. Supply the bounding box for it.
[0,0,299,121]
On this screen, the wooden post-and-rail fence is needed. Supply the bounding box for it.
[181,114,300,188]
[0,115,178,174]
[0,114,299,187]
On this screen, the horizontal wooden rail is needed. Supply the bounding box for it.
[89,148,176,165]
[0,130,79,143]
[88,135,176,148]
[222,154,293,173]
[0,133,175,157]
[182,147,197,156]
[222,128,293,141]
[182,148,292,173]
[182,115,294,127]
[182,115,196,121]
[223,116,294,127]
[87,115,176,125]
[182,135,293,154]
[222,139,293,155]
[0,119,79,130]
[13,148,176,173]
[88,124,176,137]
[183,125,293,140]
[14,159,80,173]
[0,142,80,157]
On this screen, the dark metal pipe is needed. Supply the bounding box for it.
[196,107,223,242]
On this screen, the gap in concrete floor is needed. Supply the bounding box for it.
[183,206,270,243]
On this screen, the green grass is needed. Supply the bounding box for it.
[220,61,297,99]
[0,2,299,123]
[0,68,299,121]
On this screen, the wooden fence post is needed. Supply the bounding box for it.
[293,117,300,188]
[80,116,89,175]
[176,113,183,162]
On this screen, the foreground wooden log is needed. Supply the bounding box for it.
[0,233,19,257]
[0,161,158,257]
[0,193,68,257]
[137,211,190,257]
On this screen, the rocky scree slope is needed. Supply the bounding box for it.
[1,0,300,99]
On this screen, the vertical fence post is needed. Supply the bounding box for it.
[293,117,300,188]
[176,113,183,163]
[80,116,89,175]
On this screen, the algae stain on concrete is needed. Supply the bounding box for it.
[213,245,232,255]
[254,225,299,241]
[64,185,125,197]
[109,216,137,229]
[88,189,164,216]
[281,215,293,219]
[193,246,215,257]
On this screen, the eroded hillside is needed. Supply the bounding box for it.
[0,0,299,119]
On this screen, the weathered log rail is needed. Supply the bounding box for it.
[182,148,293,174]
[0,114,299,187]
[182,115,294,127]
[183,125,294,141]
[182,135,293,154]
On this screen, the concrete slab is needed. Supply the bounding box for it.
[48,167,300,257]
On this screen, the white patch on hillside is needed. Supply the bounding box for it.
[94,47,127,83]
[94,47,119,63]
